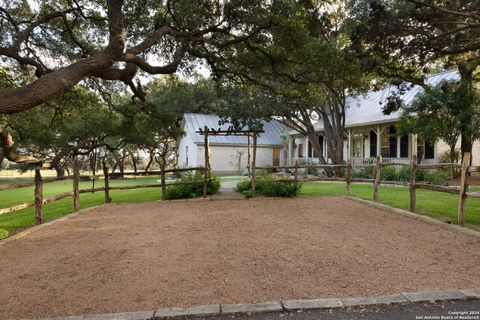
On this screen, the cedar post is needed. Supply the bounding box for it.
[102,160,111,203]
[409,154,417,212]
[247,134,251,177]
[346,161,352,197]
[203,126,210,198]
[160,164,166,200]
[73,158,80,211]
[34,169,43,225]
[251,132,258,197]
[294,160,299,183]
[373,155,382,201]
[457,152,471,226]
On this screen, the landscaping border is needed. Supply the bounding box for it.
[0,204,107,247]
[33,289,480,320]
[346,196,480,239]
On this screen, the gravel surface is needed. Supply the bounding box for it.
[1,197,479,319]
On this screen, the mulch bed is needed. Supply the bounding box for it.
[1,197,479,319]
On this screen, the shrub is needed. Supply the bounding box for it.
[261,181,302,197]
[439,149,460,164]
[398,166,411,182]
[380,166,399,181]
[0,228,9,240]
[234,177,301,197]
[208,177,221,194]
[165,172,220,200]
[234,180,252,193]
[398,166,429,182]
[424,170,450,185]
[352,167,375,179]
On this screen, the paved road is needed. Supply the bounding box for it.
[168,300,480,320]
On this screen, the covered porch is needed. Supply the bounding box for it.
[288,123,425,165]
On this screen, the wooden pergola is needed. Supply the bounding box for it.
[196,126,264,197]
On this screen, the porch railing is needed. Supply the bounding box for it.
[292,157,411,166]
[351,157,410,165]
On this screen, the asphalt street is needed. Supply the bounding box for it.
[161,299,480,320]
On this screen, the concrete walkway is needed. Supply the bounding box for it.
[210,180,244,200]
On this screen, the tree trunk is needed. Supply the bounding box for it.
[144,151,154,172]
[450,145,457,178]
[306,129,335,177]
[111,162,118,174]
[53,164,65,178]
[460,132,473,163]
[160,161,166,200]
[130,152,137,174]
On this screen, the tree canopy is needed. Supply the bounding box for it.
[0,0,277,114]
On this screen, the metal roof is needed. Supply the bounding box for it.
[183,113,286,146]
[310,70,460,132]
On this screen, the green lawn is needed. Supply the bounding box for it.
[0,176,163,234]
[301,182,480,228]
[0,177,34,185]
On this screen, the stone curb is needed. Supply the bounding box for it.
[283,298,343,310]
[460,288,480,299]
[29,289,480,320]
[342,294,408,307]
[345,196,480,239]
[221,301,283,315]
[0,204,107,247]
[154,305,220,318]
[402,290,466,302]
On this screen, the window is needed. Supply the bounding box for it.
[400,135,408,158]
[369,131,377,157]
[308,141,313,158]
[425,140,435,159]
[298,143,304,158]
[319,136,324,156]
[185,146,189,166]
[389,126,397,158]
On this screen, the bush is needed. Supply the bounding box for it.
[234,177,301,198]
[398,166,411,182]
[424,170,450,185]
[0,228,9,240]
[352,167,375,179]
[439,149,460,164]
[165,172,220,200]
[234,179,252,193]
[261,181,302,197]
[380,166,399,181]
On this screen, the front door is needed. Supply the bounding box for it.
[273,148,280,166]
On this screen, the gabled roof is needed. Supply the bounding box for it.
[309,70,460,132]
[183,113,285,146]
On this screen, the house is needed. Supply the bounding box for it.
[178,113,287,175]
[287,70,480,167]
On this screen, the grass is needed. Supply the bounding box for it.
[300,182,480,229]
[0,177,34,185]
[0,176,163,234]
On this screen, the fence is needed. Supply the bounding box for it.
[0,166,207,224]
[255,152,480,226]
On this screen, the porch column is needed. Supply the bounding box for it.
[288,137,292,166]
[305,136,309,162]
[397,136,401,159]
[347,129,352,161]
[376,125,381,156]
